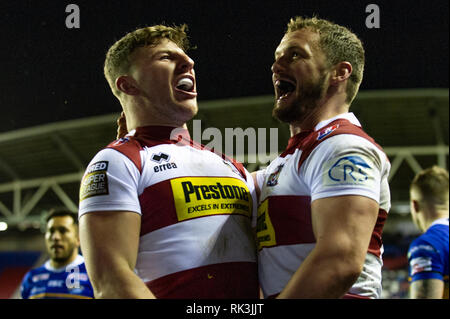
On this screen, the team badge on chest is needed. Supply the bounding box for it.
[266,164,284,187]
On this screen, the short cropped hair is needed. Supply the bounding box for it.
[410,166,449,206]
[45,209,78,226]
[286,16,365,104]
[104,24,191,96]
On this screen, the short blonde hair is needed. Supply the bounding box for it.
[286,16,365,104]
[104,24,190,96]
[410,165,449,206]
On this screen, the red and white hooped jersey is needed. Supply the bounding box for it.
[256,113,391,299]
[79,126,258,298]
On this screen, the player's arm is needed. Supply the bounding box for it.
[79,211,155,299]
[408,237,447,299]
[277,195,378,298]
[410,279,444,299]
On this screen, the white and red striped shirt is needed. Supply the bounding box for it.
[256,113,391,299]
[79,126,258,298]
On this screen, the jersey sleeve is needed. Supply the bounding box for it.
[303,134,386,203]
[79,148,142,217]
[408,237,445,282]
[20,271,32,299]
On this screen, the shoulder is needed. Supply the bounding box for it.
[299,119,386,170]
[423,223,449,251]
[25,263,46,275]
[21,269,34,284]
[311,119,382,150]
[408,234,439,259]
[21,264,48,284]
[84,137,145,178]
[105,137,145,172]
[302,131,388,179]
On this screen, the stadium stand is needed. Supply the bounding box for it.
[0,251,41,298]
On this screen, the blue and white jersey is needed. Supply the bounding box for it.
[408,218,449,291]
[20,255,94,299]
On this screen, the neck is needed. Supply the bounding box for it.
[121,98,189,131]
[421,203,449,230]
[50,252,78,269]
[126,108,187,132]
[288,95,349,137]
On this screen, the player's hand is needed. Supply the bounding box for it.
[116,111,128,139]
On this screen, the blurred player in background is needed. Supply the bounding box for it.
[408,166,449,299]
[20,210,93,299]
[254,16,391,298]
[78,24,258,298]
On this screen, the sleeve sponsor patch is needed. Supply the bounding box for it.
[79,161,109,201]
[321,154,376,189]
[410,257,433,276]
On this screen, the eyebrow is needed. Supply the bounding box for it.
[154,49,174,55]
[151,49,182,59]
[275,45,309,58]
[47,225,70,231]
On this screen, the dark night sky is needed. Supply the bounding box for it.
[1,0,448,133]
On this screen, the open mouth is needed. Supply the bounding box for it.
[275,79,296,100]
[175,77,196,94]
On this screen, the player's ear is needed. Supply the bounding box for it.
[411,199,421,213]
[116,75,140,96]
[329,62,352,86]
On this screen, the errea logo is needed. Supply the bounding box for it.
[154,162,178,173]
[151,152,170,163]
[150,152,178,173]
